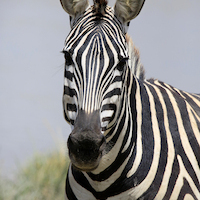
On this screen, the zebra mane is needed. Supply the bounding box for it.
[126,34,145,80]
[93,0,108,15]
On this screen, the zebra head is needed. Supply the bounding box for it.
[61,0,145,172]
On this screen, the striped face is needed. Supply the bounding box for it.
[63,6,128,132]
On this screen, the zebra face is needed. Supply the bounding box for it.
[62,7,129,171]
[61,0,146,171]
[63,6,128,128]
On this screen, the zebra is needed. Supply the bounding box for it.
[60,0,200,199]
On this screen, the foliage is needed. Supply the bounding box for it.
[0,151,69,200]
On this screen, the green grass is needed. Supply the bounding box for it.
[0,151,69,200]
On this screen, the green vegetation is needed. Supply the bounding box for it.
[0,151,69,200]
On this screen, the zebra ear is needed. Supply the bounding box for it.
[60,0,89,17]
[114,0,145,23]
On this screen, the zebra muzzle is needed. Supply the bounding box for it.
[67,110,106,172]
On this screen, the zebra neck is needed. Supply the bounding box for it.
[126,76,161,184]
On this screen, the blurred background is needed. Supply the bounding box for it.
[1,0,200,181]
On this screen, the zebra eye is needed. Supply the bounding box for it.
[64,51,74,66]
[116,57,129,71]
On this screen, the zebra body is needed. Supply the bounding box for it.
[60,0,200,199]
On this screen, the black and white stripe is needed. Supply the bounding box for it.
[61,4,200,200]
[63,6,127,129]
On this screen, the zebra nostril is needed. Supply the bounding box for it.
[67,131,106,163]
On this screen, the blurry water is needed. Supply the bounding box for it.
[0,0,199,177]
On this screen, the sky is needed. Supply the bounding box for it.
[0,0,200,177]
